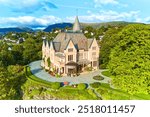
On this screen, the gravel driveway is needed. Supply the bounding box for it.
[29,60,110,84]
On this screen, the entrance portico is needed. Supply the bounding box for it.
[65,61,77,76]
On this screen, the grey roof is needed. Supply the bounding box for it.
[49,16,94,52]
[45,40,51,48]
[53,42,61,52]
[53,32,89,52]
[73,16,81,32]
[43,40,47,47]
[88,39,94,48]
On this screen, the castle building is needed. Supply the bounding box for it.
[41,16,99,76]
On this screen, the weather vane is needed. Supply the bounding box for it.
[76,9,78,16]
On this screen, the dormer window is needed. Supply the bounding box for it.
[68,48,73,52]
[92,47,96,50]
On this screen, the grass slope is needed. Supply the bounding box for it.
[23,66,98,100]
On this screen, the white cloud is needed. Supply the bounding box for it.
[94,0,119,5]
[144,17,150,23]
[0,0,57,13]
[94,0,128,8]
[94,0,119,7]
[0,16,62,28]
[66,10,140,23]
[0,10,148,28]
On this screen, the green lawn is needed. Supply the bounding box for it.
[25,66,57,88]
[23,66,99,100]
[90,82,150,100]
[101,70,112,77]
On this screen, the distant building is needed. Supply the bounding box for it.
[99,35,104,40]
[16,38,25,44]
[41,16,99,76]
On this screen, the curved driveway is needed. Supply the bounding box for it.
[29,60,110,84]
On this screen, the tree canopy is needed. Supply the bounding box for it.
[108,24,150,94]
[0,65,26,99]
[100,27,123,68]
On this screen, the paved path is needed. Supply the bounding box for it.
[29,60,110,85]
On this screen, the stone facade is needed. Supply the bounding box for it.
[41,16,100,76]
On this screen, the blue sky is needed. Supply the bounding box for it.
[0,0,150,28]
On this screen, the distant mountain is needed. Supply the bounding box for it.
[0,27,33,34]
[81,21,143,28]
[43,21,142,32]
[43,23,73,32]
[0,21,144,34]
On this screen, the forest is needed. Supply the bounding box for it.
[100,24,150,95]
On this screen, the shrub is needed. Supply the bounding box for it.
[77,83,87,90]
[55,73,61,78]
[93,75,104,81]
[47,57,51,67]
[100,64,107,69]
[90,82,101,88]
[101,71,112,77]
[97,88,107,95]
[85,67,92,71]
[51,82,61,89]
[45,69,49,72]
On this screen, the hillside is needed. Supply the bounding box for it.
[81,21,143,28]
[0,27,33,34]
[43,21,142,32]
[0,21,144,33]
[43,23,73,32]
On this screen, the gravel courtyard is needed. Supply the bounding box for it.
[29,60,110,84]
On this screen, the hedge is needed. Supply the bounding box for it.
[25,66,61,89]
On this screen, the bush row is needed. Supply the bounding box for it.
[25,66,61,89]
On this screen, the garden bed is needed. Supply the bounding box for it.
[93,75,104,81]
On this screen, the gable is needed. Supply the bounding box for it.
[90,39,99,49]
[65,39,76,51]
[50,41,55,51]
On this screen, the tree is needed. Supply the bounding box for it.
[108,24,150,94]
[0,65,26,99]
[99,27,123,68]
[95,26,108,40]
[0,43,15,66]
[23,38,39,64]
[83,26,95,38]
[47,57,51,68]
[12,44,24,64]
[0,66,9,99]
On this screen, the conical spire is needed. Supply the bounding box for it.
[73,16,81,32]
